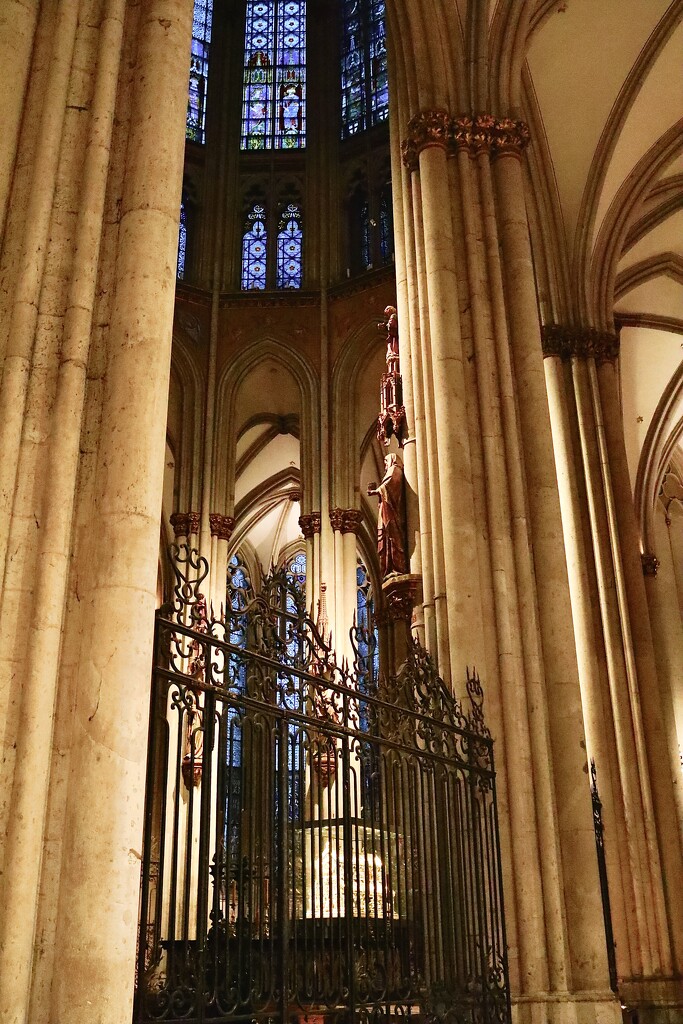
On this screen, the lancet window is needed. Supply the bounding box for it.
[241,0,307,150]
[241,197,303,290]
[276,203,303,288]
[186,0,213,143]
[177,201,187,280]
[241,203,268,289]
[340,0,388,138]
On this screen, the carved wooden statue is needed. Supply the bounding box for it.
[368,453,408,577]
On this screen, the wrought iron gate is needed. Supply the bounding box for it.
[135,546,510,1024]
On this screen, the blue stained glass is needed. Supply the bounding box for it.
[277,204,302,288]
[369,0,388,126]
[341,0,388,138]
[177,201,187,280]
[241,204,268,289]
[242,1,306,150]
[187,0,213,143]
[379,187,392,264]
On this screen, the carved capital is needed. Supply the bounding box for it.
[170,511,201,537]
[401,109,450,170]
[299,512,322,539]
[541,324,620,363]
[449,114,529,156]
[641,552,660,577]
[209,514,235,542]
[288,489,302,503]
[490,116,530,155]
[382,574,419,623]
[340,509,364,535]
[329,507,344,532]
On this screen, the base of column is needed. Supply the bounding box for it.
[620,976,683,1024]
[512,991,622,1024]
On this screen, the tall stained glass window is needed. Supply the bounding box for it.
[177,201,187,280]
[341,0,388,138]
[241,204,268,289]
[276,203,303,288]
[242,1,306,150]
[187,0,213,143]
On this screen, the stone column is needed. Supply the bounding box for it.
[299,511,322,617]
[597,358,683,973]
[403,111,484,689]
[0,1,40,246]
[46,5,194,1023]
[0,0,80,582]
[209,513,235,615]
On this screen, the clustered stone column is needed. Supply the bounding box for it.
[542,322,683,1006]
[394,107,622,1023]
[299,511,322,616]
[329,507,363,657]
[0,4,195,1024]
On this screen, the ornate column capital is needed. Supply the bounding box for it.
[382,573,419,622]
[541,324,620,363]
[401,109,450,170]
[329,507,344,532]
[299,512,321,539]
[340,509,364,535]
[449,114,530,156]
[170,511,201,537]
[641,552,660,577]
[329,507,363,534]
[209,514,235,542]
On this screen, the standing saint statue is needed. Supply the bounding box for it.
[368,453,408,577]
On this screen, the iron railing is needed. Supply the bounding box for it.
[135,545,510,1024]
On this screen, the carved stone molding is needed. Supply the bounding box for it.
[209,514,235,542]
[402,112,530,168]
[170,511,201,537]
[288,490,302,503]
[382,573,419,623]
[641,552,660,577]
[299,512,322,538]
[541,324,620,364]
[401,109,450,170]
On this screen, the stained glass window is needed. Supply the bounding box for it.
[177,201,187,280]
[341,0,388,138]
[379,185,392,264]
[276,203,303,288]
[187,0,213,143]
[241,204,268,289]
[242,1,306,150]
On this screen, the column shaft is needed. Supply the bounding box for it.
[49,5,194,1022]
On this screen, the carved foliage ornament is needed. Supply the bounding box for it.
[541,324,620,364]
[298,511,322,538]
[329,508,363,535]
[170,511,201,537]
[641,552,660,577]
[209,514,235,541]
[401,111,530,169]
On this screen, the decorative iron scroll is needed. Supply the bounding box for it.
[135,547,511,1024]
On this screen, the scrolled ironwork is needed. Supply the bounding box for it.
[135,548,511,1024]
